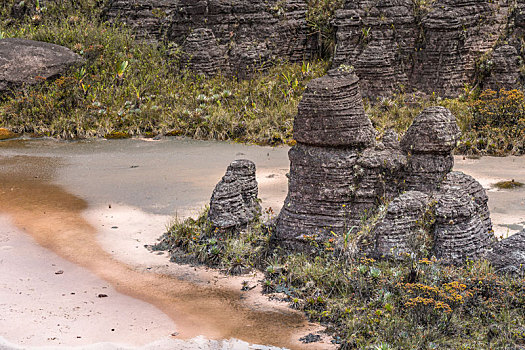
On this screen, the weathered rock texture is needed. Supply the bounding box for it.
[208,159,260,229]
[374,191,431,258]
[275,71,495,263]
[293,69,375,147]
[333,0,517,97]
[401,106,461,192]
[104,0,312,78]
[487,230,525,275]
[0,38,83,94]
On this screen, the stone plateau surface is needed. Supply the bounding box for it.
[104,0,313,78]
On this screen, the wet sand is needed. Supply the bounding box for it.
[0,139,329,350]
[454,155,525,237]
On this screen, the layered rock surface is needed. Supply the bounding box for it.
[487,230,525,275]
[401,106,461,192]
[333,0,514,97]
[374,191,431,258]
[104,0,312,78]
[276,69,377,245]
[275,71,495,262]
[0,38,83,94]
[208,159,260,229]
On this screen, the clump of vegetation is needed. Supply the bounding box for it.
[157,209,525,349]
[306,0,345,58]
[493,180,525,190]
[366,88,525,156]
[155,207,273,274]
[466,89,525,155]
[0,127,17,140]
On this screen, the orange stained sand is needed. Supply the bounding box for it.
[0,155,318,350]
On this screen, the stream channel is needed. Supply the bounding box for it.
[0,137,524,350]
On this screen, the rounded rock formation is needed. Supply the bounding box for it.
[293,68,376,148]
[401,106,461,192]
[208,159,260,229]
[374,191,431,258]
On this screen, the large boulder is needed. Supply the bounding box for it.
[0,38,83,94]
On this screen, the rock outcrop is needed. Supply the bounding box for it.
[333,0,513,97]
[208,159,260,229]
[104,0,312,78]
[276,69,376,246]
[433,186,493,264]
[487,230,525,275]
[0,38,83,94]
[275,71,495,262]
[293,69,376,147]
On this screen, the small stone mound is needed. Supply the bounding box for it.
[441,171,493,236]
[208,159,260,229]
[0,38,83,94]
[293,68,375,148]
[374,191,431,258]
[433,187,491,264]
[228,159,261,220]
[487,230,525,275]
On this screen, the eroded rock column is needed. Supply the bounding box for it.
[275,69,375,246]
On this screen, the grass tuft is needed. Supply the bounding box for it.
[493,180,525,190]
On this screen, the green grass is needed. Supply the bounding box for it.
[157,209,525,349]
[0,0,328,144]
[1,0,524,154]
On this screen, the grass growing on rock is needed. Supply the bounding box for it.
[1,0,524,154]
[157,209,525,349]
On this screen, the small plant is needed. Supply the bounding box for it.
[493,179,524,189]
[115,60,129,85]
